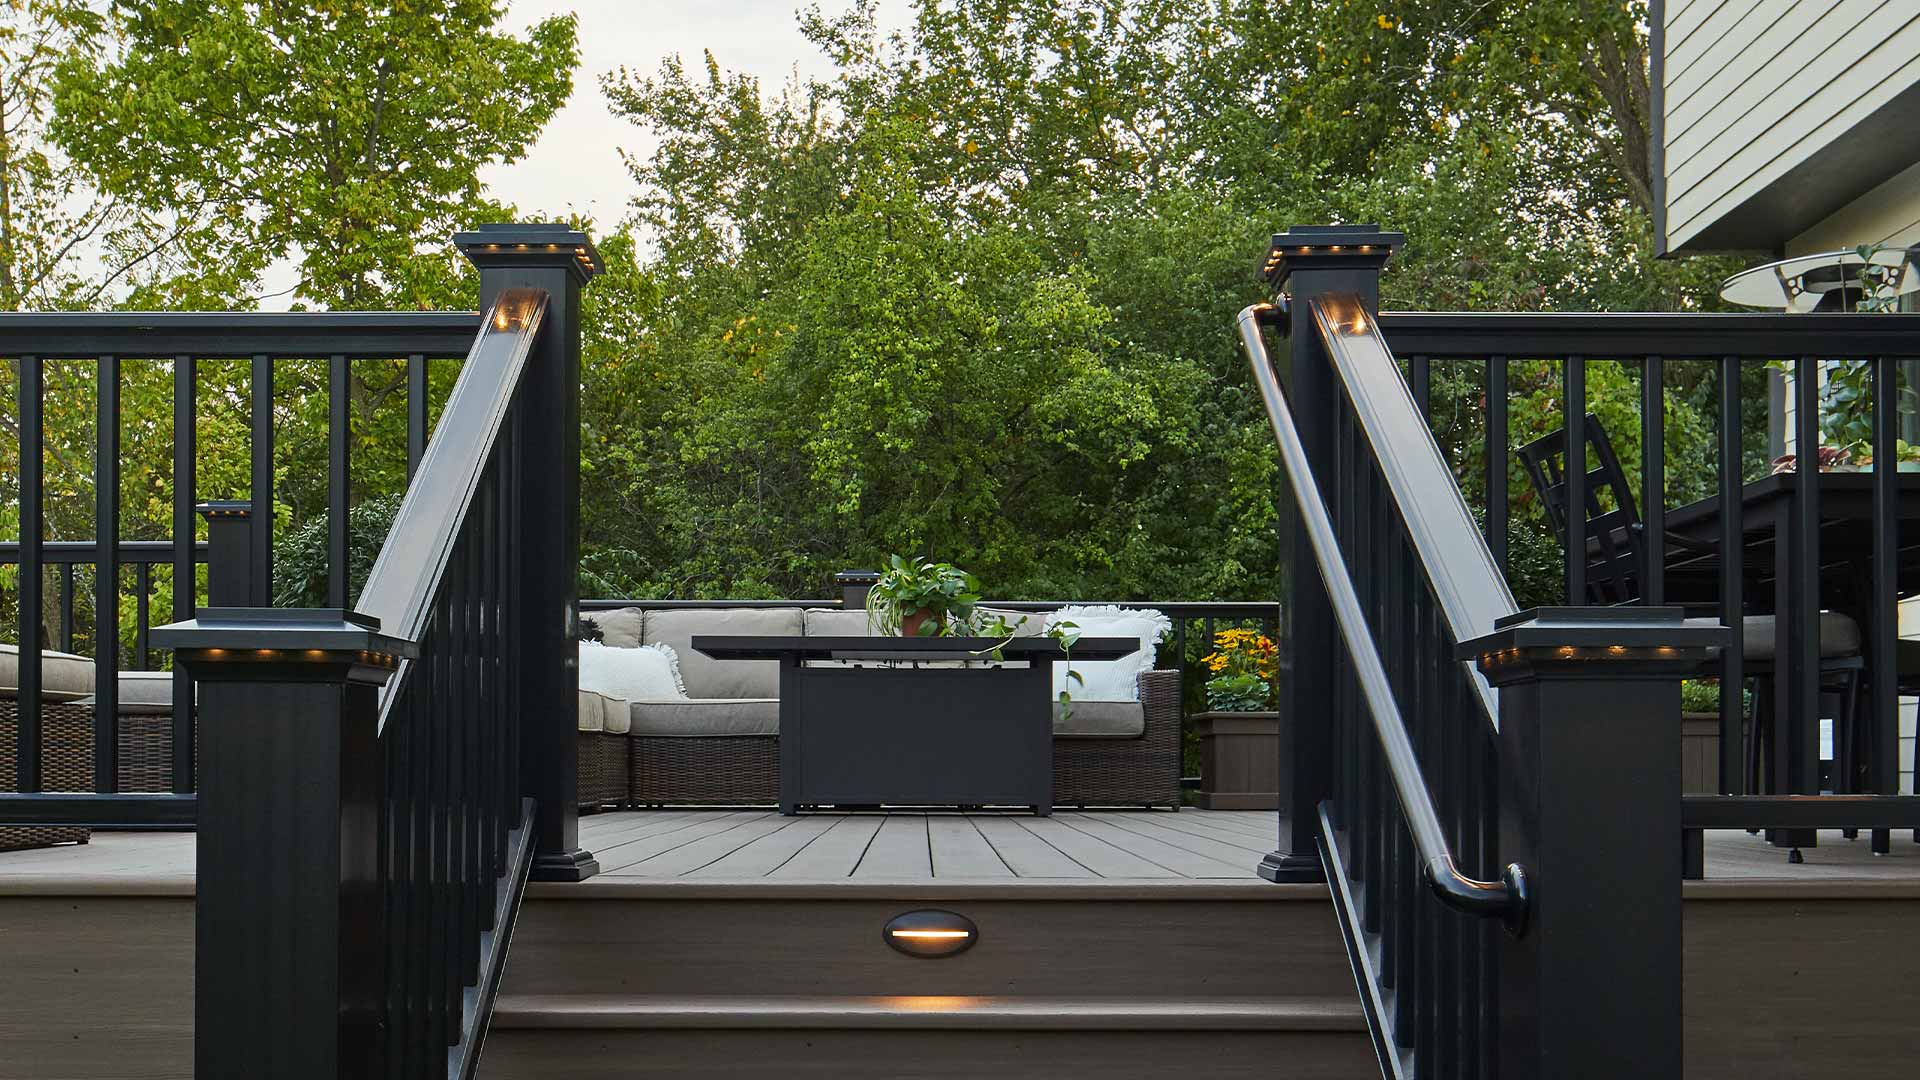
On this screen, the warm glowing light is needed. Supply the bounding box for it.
[890,930,971,940]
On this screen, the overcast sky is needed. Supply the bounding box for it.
[480,0,910,229]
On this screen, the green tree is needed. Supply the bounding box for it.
[55,0,578,310]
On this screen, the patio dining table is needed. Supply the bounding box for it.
[1658,471,1920,807]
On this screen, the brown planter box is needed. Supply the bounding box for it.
[1683,710,1749,795]
[1194,710,1285,810]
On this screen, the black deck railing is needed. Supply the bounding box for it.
[1240,296,1525,1078]
[1376,313,1920,827]
[2,311,474,813]
[1246,227,1734,1079]
[3,224,604,1079]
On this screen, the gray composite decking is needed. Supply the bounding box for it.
[2,811,1917,886]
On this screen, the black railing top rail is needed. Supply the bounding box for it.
[1240,297,1528,930]
[358,289,548,694]
[1377,309,1920,358]
[0,310,480,358]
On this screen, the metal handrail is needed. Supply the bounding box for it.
[1237,301,1527,930]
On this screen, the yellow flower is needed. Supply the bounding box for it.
[1376,15,1395,30]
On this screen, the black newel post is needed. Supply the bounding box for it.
[835,568,881,611]
[454,223,602,881]
[152,610,412,1080]
[199,501,254,607]
[1258,225,1402,883]
[1460,608,1722,1080]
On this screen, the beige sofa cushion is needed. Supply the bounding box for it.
[586,607,647,649]
[1053,699,1145,739]
[72,670,182,715]
[976,607,1047,636]
[643,608,802,698]
[600,695,632,735]
[578,689,608,733]
[0,643,95,703]
[802,608,871,637]
[630,698,780,737]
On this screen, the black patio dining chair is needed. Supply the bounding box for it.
[1515,414,1865,803]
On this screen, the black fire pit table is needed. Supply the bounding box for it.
[691,635,1139,815]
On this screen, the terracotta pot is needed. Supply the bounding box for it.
[899,608,946,638]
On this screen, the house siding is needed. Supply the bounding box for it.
[1660,0,1920,251]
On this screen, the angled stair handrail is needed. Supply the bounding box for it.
[1237,301,1527,929]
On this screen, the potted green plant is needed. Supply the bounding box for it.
[864,555,982,636]
[864,555,1085,718]
[1193,628,1284,810]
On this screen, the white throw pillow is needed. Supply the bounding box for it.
[1044,605,1171,702]
[578,641,689,702]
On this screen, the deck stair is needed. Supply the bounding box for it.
[477,876,1375,1079]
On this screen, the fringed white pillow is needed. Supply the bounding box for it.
[1043,605,1172,701]
[579,640,689,701]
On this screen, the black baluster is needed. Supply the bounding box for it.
[171,354,197,792]
[1487,356,1509,573]
[136,562,151,671]
[17,353,44,792]
[1564,355,1587,605]
[1788,357,1820,819]
[407,353,428,479]
[327,354,350,609]
[1411,354,1431,419]
[1869,356,1899,853]
[1717,357,1745,795]
[59,565,75,654]
[95,354,122,790]
[1641,355,1666,606]
[249,353,273,605]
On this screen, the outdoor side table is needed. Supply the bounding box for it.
[691,635,1137,816]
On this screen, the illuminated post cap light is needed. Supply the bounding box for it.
[883,909,978,958]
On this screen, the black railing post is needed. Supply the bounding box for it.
[199,501,254,607]
[835,568,881,611]
[1460,607,1723,1080]
[152,608,413,1080]
[454,223,602,882]
[1257,224,1402,883]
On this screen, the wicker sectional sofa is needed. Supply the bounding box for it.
[1,644,188,851]
[579,605,1183,809]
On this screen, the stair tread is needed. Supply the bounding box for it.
[493,993,1367,1031]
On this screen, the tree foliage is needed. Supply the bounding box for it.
[5,0,1767,641]
[588,0,1745,602]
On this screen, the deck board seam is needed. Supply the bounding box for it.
[965,814,1017,878]
[1004,815,1102,878]
[1036,814,1195,879]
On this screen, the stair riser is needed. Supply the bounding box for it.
[502,896,1354,998]
[478,1028,1379,1080]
